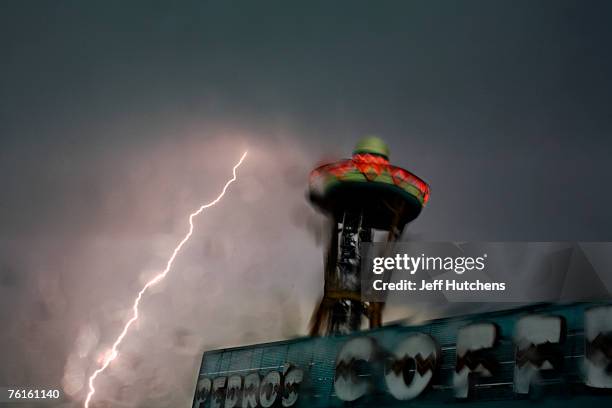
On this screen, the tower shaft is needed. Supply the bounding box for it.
[311,211,388,335]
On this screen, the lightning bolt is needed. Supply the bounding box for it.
[83,151,248,408]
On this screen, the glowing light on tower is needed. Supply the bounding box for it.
[83,151,248,408]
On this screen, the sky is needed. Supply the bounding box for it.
[1,1,612,407]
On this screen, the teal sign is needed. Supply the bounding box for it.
[193,303,612,407]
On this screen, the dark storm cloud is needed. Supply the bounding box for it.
[1,0,612,406]
[2,0,611,239]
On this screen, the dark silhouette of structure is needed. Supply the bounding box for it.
[308,137,430,335]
